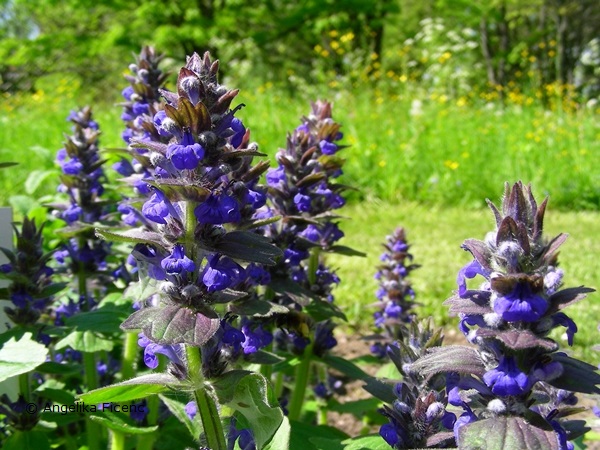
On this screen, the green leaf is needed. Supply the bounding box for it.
[9,194,38,216]
[288,420,349,450]
[342,434,390,450]
[0,332,48,383]
[3,430,50,450]
[55,330,114,352]
[0,162,18,169]
[218,372,284,448]
[35,361,81,375]
[25,169,55,195]
[159,393,204,441]
[319,355,370,380]
[78,374,184,404]
[459,417,559,450]
[263,416,291,450]
[326,245,366,257]
[209,231,283,265]
[305,300,347,322]
[65,304,131,333]
[90,410,158,435]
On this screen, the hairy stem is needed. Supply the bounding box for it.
[186,346,226,449]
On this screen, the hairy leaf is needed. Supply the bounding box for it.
[78,374,183,403]
[476,329,558,351]
[410,346,485,377]
[229,298,288,316]
[121,305,220,346]
[459,417,558,450]
[549,353,600,394]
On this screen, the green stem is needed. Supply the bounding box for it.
[110,430,125,450]
[186,346,226,450]
[194,386,227,450]
[288,342,313,421]
[121,332,139,381]
[84,352,101,450]
[18,373,30,402]
[317,404,328,425]
[137,395,160,450]
[274,372,284,399]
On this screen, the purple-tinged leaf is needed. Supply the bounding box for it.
[212,89,239,115]
[410,346,485,377]
[486,198,503,228]
[296,172,326,188]
[121,305,220,346]
[130,139,168,154]
[547,286,595,313]
[444,293,491,315]
[496,216,519,246]
[475,329,558,351]
[426,431,456,448]
[459,417,559,450]
[539,233,568,265]
[533,197,548,241]
[548,353,600,394]
[461,239,493,270]
[147,179,211,202]
[159,89,179,106]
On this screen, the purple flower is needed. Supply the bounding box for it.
[319,139,337,155]
[161,245,195,275]
[194,194,241,224]
[230,117,246,148]
[166,131,205,170]
[202,255,244,292]
[142,189,178,224]
[113,158,134,176]
[380,423,402,447]
[265,166,286,188]
[457,260,489,297]
[492,281,548,322]
[293,192,311,212]
[185,401,197,420]
[62,204,82,223]
[483,356,534,396]
[552,313,578,346]
[122,86,135,101]
[241,320,273,354]
[283,247,308,266]
[62,158,83,175]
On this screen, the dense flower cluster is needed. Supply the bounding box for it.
[118,52,279,352]
[370,227,419,358]
[412,182,599,450]
[53,107,113,281]
[373,319,455,449]
[0,218,58,331]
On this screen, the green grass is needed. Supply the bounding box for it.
[1,83,599,210]
[328,200,600,362]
